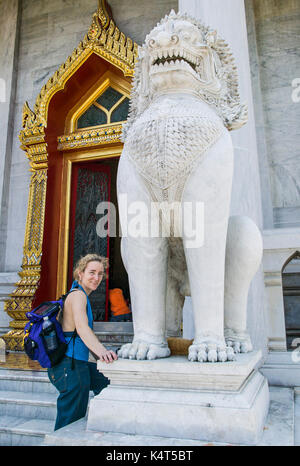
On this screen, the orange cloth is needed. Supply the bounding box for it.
[109,288,131,316]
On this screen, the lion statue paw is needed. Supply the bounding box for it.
[188,338,236,363]
[118,341,171,360]
[225,329,253,354]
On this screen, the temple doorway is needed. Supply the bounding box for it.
[67,156,129,322]
[54,69,133,323]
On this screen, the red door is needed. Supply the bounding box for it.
[68,162,111,321]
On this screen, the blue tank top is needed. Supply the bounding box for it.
[64,280,93,362]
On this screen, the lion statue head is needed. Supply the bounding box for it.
[123,10,248,139]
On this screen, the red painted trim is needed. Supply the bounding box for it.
[68,163,79,290]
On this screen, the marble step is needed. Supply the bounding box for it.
[0,364,296,446]
[44,386,296,446]
[44,418,212,446]
[0,389,57,420]
[257,386,294,446]
[0,415,54,446]
[0,369,56,394]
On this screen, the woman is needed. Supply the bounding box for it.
[48,254,118,431]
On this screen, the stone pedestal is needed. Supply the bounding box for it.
[87,351,269,445]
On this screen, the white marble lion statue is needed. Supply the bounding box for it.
[117,10,262,362]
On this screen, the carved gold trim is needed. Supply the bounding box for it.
[2,1,136,352]
[58,124,123,151]
[59,70,131,150]
[2,162,47,351]
[18,1,137,142]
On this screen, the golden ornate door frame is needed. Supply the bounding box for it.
[57,68,131,297]
[57,145,123,299]
[2,0,137,351]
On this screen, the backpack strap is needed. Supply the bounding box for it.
[60,288,82,370]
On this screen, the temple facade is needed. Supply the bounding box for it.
[0,0,299,386]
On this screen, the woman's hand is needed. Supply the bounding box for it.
[98,347,118,363]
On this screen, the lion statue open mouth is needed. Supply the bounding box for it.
[117,10,262,363]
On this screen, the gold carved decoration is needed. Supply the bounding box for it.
[60,70,131,150]
[57,125,123,151]
[2,0,137,351]
[3,165,48,351]
[32,0,137,128]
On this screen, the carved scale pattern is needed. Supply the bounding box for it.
[123,97,224,209]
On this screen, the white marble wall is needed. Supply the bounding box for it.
[108,0,178,45]
[0,0,20,270]
[252,0,300,226]
[245,0,274,229]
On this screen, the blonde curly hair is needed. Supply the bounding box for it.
[73,254,109,281]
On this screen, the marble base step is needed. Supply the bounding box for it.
[0,366,101,445]
[43,386,295,446]
[88,352,269,445]
[258,387,294,446]
[44,418,222,446]
[0,390,57,420]
[0,364,295,446]
[0,369,56,394]
[0,415,54,446]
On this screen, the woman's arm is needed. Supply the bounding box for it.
[70,292,117,363]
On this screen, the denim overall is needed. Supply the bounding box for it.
[47,281,109,431]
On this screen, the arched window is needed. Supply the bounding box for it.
[77,84,130,130]
[282,251,300,350]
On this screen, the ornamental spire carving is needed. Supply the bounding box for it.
[21,1,138,137]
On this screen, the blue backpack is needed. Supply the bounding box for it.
[23,292,76,368]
